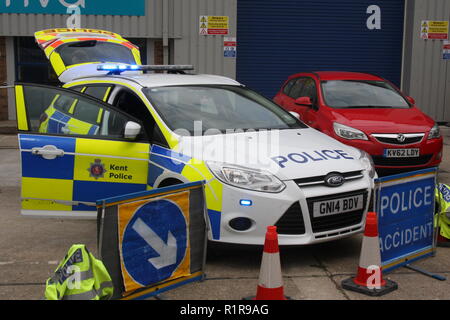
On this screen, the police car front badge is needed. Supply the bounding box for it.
[88,159,107,179]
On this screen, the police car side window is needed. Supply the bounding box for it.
[113,88,166,146]
[83,85,113,102]
[21,85,136,139]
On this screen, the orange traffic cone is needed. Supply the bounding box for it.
[341,212,398,296]
[244,226,290,300]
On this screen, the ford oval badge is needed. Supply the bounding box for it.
[324,173,345,187]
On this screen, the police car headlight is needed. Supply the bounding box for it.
[359,150,376,179]
[428,123,441,139]
[206,161,286,193]
[333,122,368,140]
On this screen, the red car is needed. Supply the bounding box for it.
[273,71,443,171]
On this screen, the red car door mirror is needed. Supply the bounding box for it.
[406,96,416,105]
[295,96,313,107]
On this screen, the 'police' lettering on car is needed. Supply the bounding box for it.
[272,149,354,168]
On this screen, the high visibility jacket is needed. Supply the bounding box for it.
[435,183,450,240]
[45,244,113,300]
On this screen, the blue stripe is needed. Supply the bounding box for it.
[87,125,99,136]
[20,135,76,180]
[47,111,71,134]
[147,163,165,187]
[150,153,186,174]
[151,145,192,163]
[97,181,205,205]
[73,181,147,210]
[207,209,221,240]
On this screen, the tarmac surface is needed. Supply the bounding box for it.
[1,127,450,300]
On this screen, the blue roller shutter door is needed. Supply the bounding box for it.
[237,0,405,98]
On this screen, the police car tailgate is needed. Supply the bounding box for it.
[34,28,142,83]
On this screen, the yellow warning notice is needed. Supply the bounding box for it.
[207,16,229,29]
[421,20,448,40]
[199,15,229,35]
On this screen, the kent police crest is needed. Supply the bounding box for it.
[88,159,107,179]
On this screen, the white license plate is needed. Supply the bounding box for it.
[313,194,364,218]
[384,148,420,158]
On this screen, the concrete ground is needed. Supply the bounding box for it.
[1,128,450,300]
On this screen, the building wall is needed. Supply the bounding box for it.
[402,0,450,122]
[0,37,7,120]
[0,1,236,119]
[172,0,237,79]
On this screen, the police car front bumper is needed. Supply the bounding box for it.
[210,173,374,245]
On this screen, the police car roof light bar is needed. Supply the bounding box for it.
[97,64,194,75]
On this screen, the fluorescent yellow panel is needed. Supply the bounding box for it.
[22,177,73,211]
[74,139,150,184]
[14,86,29,131]
[74,154,148,184]
[181,161,222,212]
[76,138,149,159]
[49,52,66,76]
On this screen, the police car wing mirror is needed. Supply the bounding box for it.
[289,111,301,120]
[295,96,313,107]
[124,121,142,140]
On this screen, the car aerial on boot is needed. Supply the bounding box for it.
[13,29,376,245]
[273,71,443,172]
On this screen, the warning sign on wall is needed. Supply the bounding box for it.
[444,41,450,60]
[199,16,229,35]
[224,37,236,58]
[421,20,448,40]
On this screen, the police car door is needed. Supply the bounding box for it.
[15,83,150,218]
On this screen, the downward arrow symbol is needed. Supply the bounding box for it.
[132,218,178,269]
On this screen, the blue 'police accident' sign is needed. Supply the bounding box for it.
[376,168,437,272]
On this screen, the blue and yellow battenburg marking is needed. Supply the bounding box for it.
[148,145,224,240]
[20,134,149,213]
[20,134,223,239]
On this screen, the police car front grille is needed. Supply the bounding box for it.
[275,202,305,235]
[372,154,432,167]
[307,189,368,233]
[294,170,363,187]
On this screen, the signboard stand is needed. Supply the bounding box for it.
[404,264,446,281]
[97,181,209,300]
[375,168,446,281]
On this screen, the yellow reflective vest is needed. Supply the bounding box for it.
[45,244,113,300]
[435,183,450,240]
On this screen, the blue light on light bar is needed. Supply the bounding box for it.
[99,64,121,71]
[240,199,253,207]
[97,64,140,72]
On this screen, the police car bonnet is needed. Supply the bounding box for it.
[34,28,142,83]
[177,128,364,181]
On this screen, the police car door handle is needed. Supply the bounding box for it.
[31,145,65,160]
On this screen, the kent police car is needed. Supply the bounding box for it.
[14,29,376,245]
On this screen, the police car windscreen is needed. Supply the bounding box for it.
[144,85,306,135]
[57,41,136,66]
[321,80,410,109]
